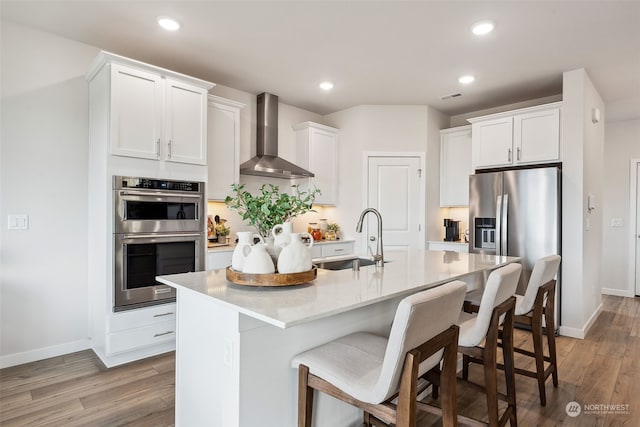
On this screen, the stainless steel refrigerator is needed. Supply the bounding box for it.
[469,166,561,297]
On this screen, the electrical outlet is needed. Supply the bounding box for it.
[611,218,623,228]
[223,338,233,367]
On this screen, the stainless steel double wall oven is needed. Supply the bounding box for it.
[113,176,206,311]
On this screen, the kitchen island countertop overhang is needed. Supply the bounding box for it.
[156,248,520,329]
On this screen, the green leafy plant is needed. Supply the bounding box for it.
[224,184,321,237]
[214,223,230,236]
[327,223,340,232]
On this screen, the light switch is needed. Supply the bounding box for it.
[611,218,623,228]
[7,214,29,230]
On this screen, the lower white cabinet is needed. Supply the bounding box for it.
[311,240,355,259]
[106,303,177,355]
[428,241,469,253]
[206,248,234,270]
[107,321,176,354]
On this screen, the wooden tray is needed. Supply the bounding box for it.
[226,266,317,287]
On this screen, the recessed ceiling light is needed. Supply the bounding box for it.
[471,20,495,36]
[157,16,181,31]
[458,75,475,84]
[319,81,334,91]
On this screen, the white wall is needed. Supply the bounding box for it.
[0,21,323,367]
[1,22,100,367]
[560,69,605,338]
[323,105,438,254]
[602,118,640,296]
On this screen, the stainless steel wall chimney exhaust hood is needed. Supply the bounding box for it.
[239,92,314,179]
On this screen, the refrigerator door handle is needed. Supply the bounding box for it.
[501,194,509,256]
[496,195,503,255]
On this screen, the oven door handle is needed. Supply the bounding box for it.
[119,190,202,198]
[120,233,204,240]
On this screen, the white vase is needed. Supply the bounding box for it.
[277,232,314,274]
[272,222,293,248]
[241,243,275,274]
[263,236,281,266]
[232,232,264,271]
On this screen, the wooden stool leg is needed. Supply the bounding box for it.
[462,354,470,380]
[502,314,518,426]
[531,311,547,406]
[482,343,500,427]
[298,365,314,427]
[545,309,559,388]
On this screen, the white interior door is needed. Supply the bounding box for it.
[366,155,423,249]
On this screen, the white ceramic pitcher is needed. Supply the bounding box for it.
[232,232,264,271]
[272,222,293,248]
[242,243,275,274]
[277,232,314,274]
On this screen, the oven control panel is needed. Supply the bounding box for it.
[115,176,202,192]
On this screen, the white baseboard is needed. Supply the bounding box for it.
[559,302,603,339]
[0,339,91,369]
[602,287,635,298]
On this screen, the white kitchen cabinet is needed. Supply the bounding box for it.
[293,121,339,205]
[90,52,212,165]
[513,107,560,164]
[440,126,472,207]
[428,241,469,253]
[107,303,177,354]
[207,95,245,200]
[469,102,561,170]
[206,248,234,270]
[86,51,213,368]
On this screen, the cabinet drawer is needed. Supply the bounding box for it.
[206,250,233,270]
[106,320,176,355]
[109,303,176,332]
[321,242,354,257]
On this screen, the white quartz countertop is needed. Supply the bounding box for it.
[157,248,519,329]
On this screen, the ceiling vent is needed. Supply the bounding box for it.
[440,92,463,101]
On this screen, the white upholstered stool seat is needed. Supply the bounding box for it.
[292,280,467,427]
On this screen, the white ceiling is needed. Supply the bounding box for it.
[2,1,639,116]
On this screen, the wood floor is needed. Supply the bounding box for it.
[1,295,638,426]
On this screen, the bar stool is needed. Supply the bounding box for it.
[292,281,467,427]
[465,255,561,406]
[457,263,522,427]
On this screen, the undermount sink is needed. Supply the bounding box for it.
[315,257,386,271]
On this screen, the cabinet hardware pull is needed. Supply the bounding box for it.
[168,140,172,158]
[334,248,344,252]
[156,139,160,158]
[153,312,174,317]
[154,331,174,337]
[508,148,512,162]
[517,147,521,161]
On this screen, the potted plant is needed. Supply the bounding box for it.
[224,183,321,238]
[326,222,340,240]
[215,223,231,244]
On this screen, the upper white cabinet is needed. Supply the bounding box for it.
[469,102,561,169]
[207,95,245,200]
[88,52,213,165]
[440,125,472,207]
[293,121,339,206]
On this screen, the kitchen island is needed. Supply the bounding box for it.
[157,248,519,427]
